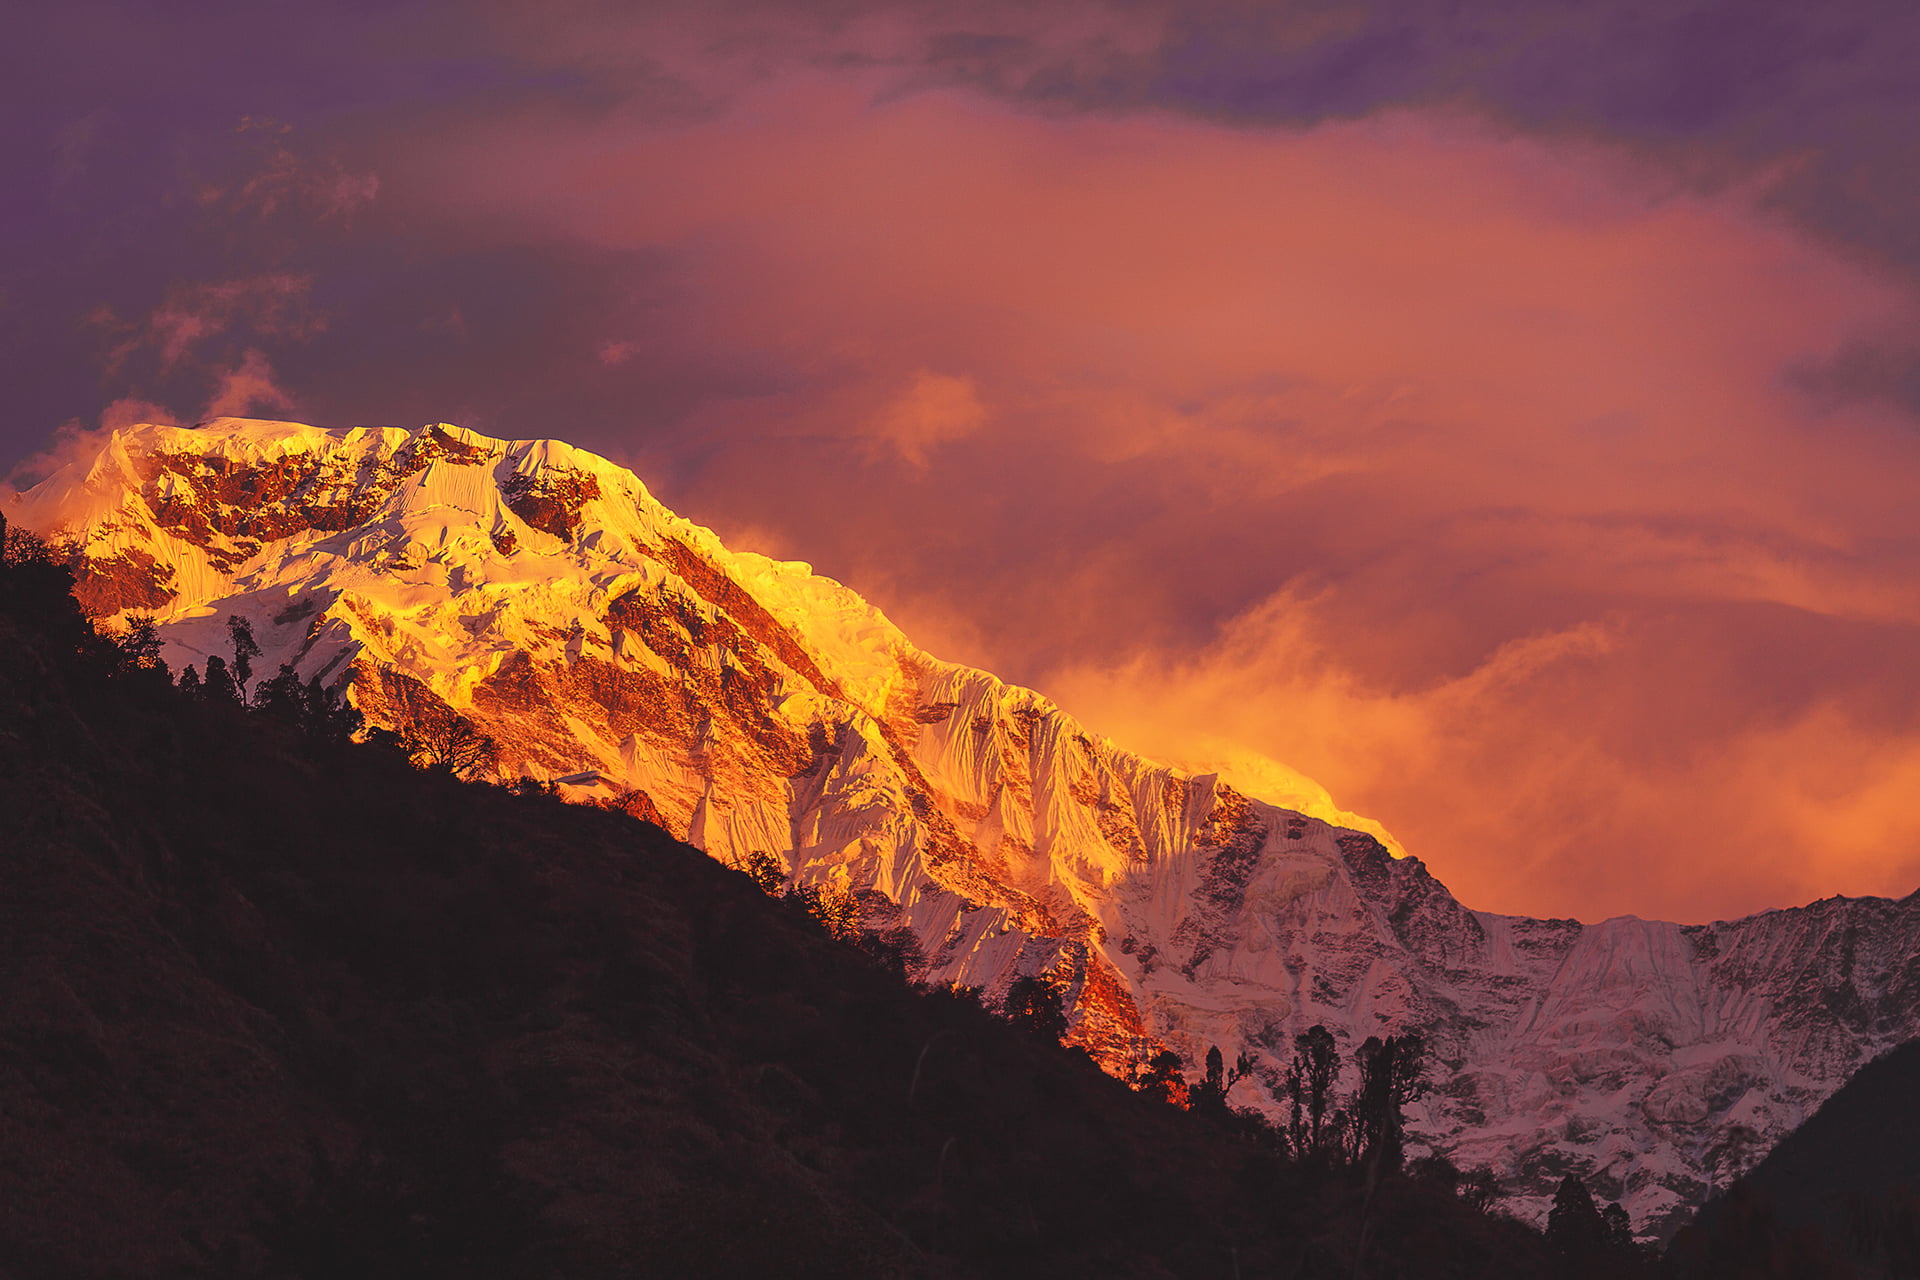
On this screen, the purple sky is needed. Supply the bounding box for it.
[8,0,1920,922]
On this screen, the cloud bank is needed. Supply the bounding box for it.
[9,0,1920,921]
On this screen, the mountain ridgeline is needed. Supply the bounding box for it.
[12,417,1920,1236]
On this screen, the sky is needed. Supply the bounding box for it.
[7,0,1920,924]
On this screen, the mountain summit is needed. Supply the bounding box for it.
[14,417,1920,1235]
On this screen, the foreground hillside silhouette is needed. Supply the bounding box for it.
[0,530,1604,1277]
[1667,1041,1920,1277]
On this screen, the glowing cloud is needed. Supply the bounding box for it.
[365,74,1920,921]
[867,371,987,469]
[15,6,1920,924]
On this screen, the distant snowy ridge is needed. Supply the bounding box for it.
[14,417,1920,1237]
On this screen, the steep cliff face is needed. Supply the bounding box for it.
[13,417,1920,1236]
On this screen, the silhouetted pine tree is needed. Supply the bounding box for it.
[1547,1174,1606,1265]
[203,654,241,704]
[1602,1200,1632,1251]
[226,614,260,695]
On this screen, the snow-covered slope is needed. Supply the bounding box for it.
[12,417,1920,1236]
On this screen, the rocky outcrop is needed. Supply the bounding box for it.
[12,416,1920,1237]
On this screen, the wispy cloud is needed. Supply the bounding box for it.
[199,116,379,224]
[202,348,297,420]
[99,274,320,375]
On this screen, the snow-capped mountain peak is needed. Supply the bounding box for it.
[13,416,1920,1237]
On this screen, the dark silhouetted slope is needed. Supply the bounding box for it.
[1668,1040,1920,1277]
[0,534,1578,1278]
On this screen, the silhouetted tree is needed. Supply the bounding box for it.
[1546,1174,1605,1262]
[737,849,786,896]
[1,521,52,566]
[204,654,241,704]
[362,725,408,755]
[177,663,203,696]
[794,881,860,942]
[1459,1166,1504,1215]
[857,926,928,983]
[1133,1049,1186,1106]
[115,613,164,673]
[1004,975,1069,1044]
[403,713,498,779]
[302,676,362,744]
[1329,1106,1361,1163]
[1191,1046,1229,1116]
[227,614,260,694]
[1352,1032,1427,1173]
[0,528,109,670]
[253,662,307,722]
[1409,1152,1462,1194]
[1187,1044,1255,1117]
[1285,1025,1341,1159]
[1601,1201,1632,1252]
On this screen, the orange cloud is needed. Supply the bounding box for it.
[101,274,319,374]
[376,73,1920,922]
[202,349,296,420]
[867,370,987,469]
[1044,592,1920,922]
